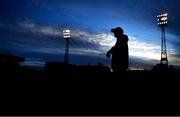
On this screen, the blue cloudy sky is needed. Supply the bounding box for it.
[0,0,180,69]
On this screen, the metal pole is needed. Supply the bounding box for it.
[64,38,69,64]
[161,26,168,65]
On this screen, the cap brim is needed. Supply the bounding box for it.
[111,29,116,32]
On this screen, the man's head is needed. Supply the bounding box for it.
[111,27,128,42]
[111,27,124,35]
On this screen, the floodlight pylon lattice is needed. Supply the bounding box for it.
[157,13,168,65]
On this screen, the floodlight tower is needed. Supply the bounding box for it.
[63,29,71,64]
[157,13,168,65]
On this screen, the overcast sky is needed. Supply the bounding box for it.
[0,0,180,69]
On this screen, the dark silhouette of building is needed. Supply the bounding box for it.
[106,27,129,72]
[151,63,177,72]
[0,53,26,80]
[0,53,25,63]
[151,63,169,72]
[0,53,25,68]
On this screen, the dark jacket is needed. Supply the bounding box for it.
[108,34,129,72]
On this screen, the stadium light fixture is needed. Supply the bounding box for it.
[157,13,168,26]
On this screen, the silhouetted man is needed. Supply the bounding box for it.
[106,27,129,72]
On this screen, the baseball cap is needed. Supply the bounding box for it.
[111,27,124,34]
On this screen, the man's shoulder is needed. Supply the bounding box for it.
[122,34,129,41]
[123,34,128,38]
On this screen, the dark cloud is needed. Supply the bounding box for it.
[0,20,102,56]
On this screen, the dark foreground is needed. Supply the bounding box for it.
[0,64,180,116]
